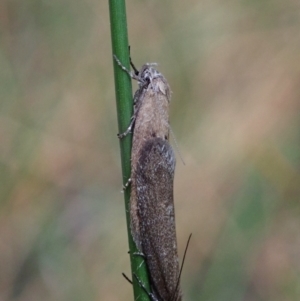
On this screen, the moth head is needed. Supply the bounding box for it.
[139,63,162,86]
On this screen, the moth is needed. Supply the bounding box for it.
[114,55,182,301]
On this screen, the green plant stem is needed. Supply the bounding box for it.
[108,0,151,300]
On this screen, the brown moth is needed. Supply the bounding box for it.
[114,55,181,301]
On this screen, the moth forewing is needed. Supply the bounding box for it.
[136,138,181,301]
[129,66,171,251]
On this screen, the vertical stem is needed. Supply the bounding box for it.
[108,0,151,300]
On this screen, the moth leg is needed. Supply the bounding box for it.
[128,250,146,258]
[137,259,145,270]
[129,251,146,269]
[117,117,135,138]
[123,272,158,301]
[113,55,140,81]
[115,55,147,139]
[123,177,132,189]
[131,252,146,268]
[122,272,156,301]
[132,252,146,258]
[121,178,132,192]
[133,274,158,301]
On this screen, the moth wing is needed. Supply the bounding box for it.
[136,137,181,301]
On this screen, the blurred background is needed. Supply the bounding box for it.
[1,0,300,300]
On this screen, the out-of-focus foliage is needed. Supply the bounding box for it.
[0,0,300,300]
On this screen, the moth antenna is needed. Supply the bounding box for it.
[170,126,185,165]
[122,272,133,285]
[172,233,192,300]
[130,57,139,76]
[128,46,139,75]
